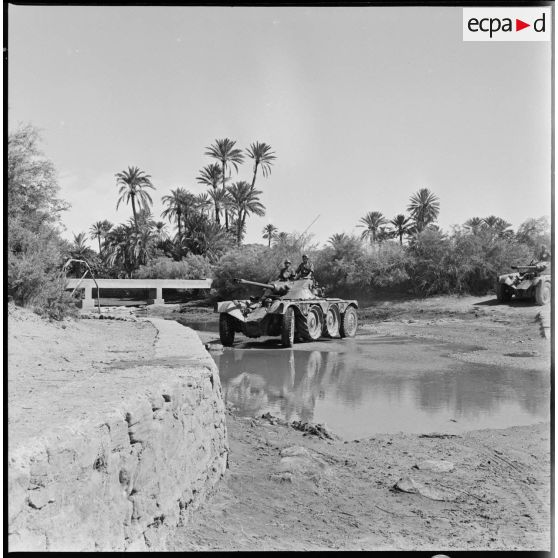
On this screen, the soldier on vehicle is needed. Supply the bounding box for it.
[278,259,295,281]
[535,245,551,272]
[539,245,551,262]
[295,254,314,279]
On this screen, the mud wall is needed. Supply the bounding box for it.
[8,319,228,551]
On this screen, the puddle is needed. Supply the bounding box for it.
[177,320,550,439]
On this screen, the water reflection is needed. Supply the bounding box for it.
[213,338,549,439]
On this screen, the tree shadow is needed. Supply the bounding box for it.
[473,298,539,308]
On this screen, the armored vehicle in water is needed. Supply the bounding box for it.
[496,261,550,305]
[215,278,358,347]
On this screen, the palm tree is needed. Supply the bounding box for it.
[89,220,113,255]
[181,213,234,262]
[196,163,225,224]
[262,223,278,247]
[328,233,362,260]
[207,187,230,227]
[274,231,290,246]
[115,166,155,232]
[205,138,245,230]
[407,188,440,233]
[390,214,414,245]
[358,211,388,243]
[194,192,213,217]
[376,226,393,243]
[104,224,135,277]
[161,188,193,239]
[153,221,169,244]
[129,227,155,267]
[246,142,276,189]
[483,215,512,236]
[464,217,484,235]
[227,181,266,245]
[71,232,90,259]
[133,207,156,232]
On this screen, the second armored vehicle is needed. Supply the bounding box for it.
[496,261,550,305]
[215,278,358,347]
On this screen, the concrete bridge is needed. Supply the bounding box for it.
[65,278,213,308]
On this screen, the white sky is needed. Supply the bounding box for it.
[8,5,552,248]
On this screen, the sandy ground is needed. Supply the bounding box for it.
[8,295,552,551]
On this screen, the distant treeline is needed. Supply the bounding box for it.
[8,124,550,318]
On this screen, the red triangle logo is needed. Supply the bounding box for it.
[516,19,530,31]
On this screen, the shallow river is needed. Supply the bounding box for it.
[178,319,549,439]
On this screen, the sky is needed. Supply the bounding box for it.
[8,5,553,248]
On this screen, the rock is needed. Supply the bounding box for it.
[280,446,311,458]
[393,476,457,501]
[290,420,335,440]
[27,488,50,510]
[414,459,455,472]
[272,446,331,483]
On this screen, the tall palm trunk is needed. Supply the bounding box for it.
[97,236,102,256]
[177,209,183,258]
[221,161,229,230]
[177,209,182,238]
[250,162,259,189]
[131,195,138,232]
[213,187,220,225]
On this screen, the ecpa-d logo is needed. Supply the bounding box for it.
[463,8,551,41]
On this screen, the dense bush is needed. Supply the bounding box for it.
[8,218,79,320]
[135,255,213,279]
[212,245,286,298]
[7,125,83,320]
[405,229,534,296]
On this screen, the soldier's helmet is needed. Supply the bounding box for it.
[284,259,291,265]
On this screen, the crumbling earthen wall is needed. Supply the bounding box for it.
[8,318,228,551]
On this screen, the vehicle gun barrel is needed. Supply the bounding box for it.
[236,278,276,289]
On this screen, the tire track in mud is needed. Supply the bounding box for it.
[474,441,549,522]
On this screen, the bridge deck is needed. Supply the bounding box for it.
[65,278,213,308]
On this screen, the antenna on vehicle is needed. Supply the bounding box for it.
[295,214,320,248]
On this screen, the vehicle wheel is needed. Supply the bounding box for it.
[340,306,358,338]
[535,280,550,306]
[297,305,323,341]
[496,282,512,303]
[281,307,295,347]
[323,305,340,337]
[219,314,235,346]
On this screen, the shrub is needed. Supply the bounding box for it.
[405,228,534,296]
[8,223,79,320]
[8,125,76,320]
[135,255,213,279]
[212,245,282,298]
